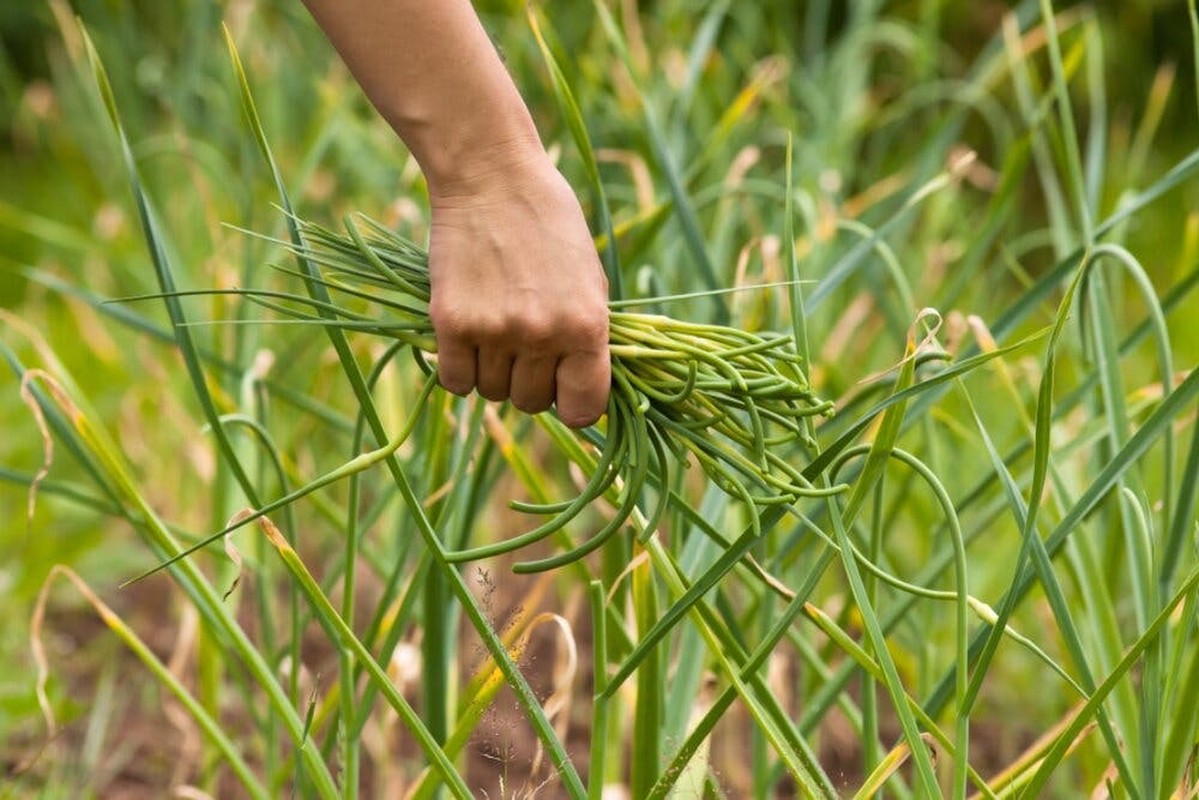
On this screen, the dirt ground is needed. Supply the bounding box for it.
[3,552,1042,799]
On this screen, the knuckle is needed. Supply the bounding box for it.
[475,314,511,342]
[517,313,555,349]
[572,309,610,346]
[430,302,470,339]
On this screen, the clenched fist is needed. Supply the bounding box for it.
[428,156,610,428]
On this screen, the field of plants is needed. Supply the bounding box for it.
[2,1,1199,797]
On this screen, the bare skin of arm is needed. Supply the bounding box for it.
[302,0,610,427]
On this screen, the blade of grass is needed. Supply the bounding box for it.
[9,357,340,798]
[924,362,1199,719]
[222,28,587,795]
[79,22,266,522]
[959,258,1143,791]
[253,516,471,799]
[587,580,610,800]
[32,566,270,800]
[630,540,662,799]
[954,360,1142,794]
[1039,0,1094,241]
[1160,590,1199,794]
[590,0,727,322]
[79,32,282,761]
[826,314,942,797]
[526,5,622,299]
[640,533,837,797]
[1021,559,1199,797]
[18,268,353,433]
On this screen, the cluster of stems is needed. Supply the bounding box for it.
[268,215,835,568]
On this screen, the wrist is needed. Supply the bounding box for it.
[385,78,547,203]
[424,133,562,208]
[422,130,548,204]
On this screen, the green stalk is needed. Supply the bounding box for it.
[1021,560,1199,797]
[831,320,943,797]
[1038,0,1094,241]
[215,413,297,781]
[256,517,472,798]
[631,541,662,798]
[223,31,588,790]
[862,480,883,797]
[12,357,340,798]
[587,580,611,800]
[79,22,272,792]
[340,400,364,799]
[526,6,622,298]
[35,567,271,800]
[640,533,835,796]
[421,390,453,793]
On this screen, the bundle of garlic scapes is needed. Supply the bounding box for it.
[256,214,836,572]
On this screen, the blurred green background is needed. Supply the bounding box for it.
[2,1,1198,796]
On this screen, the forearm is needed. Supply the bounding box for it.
[302,0,544,198]
[302,0,611,427]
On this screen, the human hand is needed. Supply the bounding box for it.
[426,155,611,428]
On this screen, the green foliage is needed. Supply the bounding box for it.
[2,1,1198,797]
